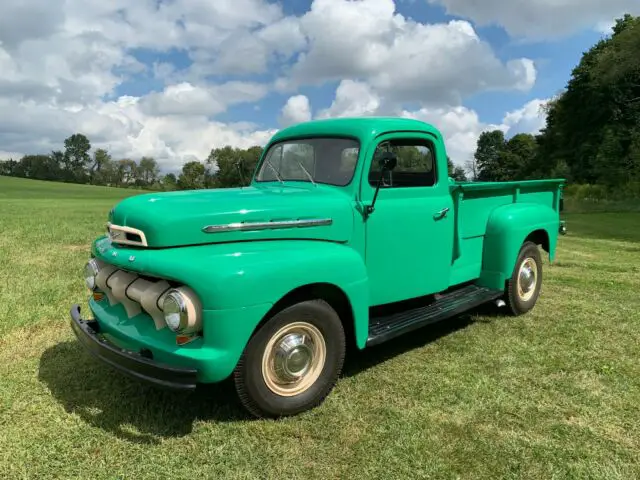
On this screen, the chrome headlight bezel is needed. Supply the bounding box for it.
[84,258,100,291]
[162,287,202,334]
[163,290,188,333]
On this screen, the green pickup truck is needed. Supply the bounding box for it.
[71,117,565,418]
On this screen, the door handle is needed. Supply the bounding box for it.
[433,207,450,220]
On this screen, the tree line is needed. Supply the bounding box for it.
[0,134,165,189]
[469,14,640,196]
[0,134,267,191]
[0,134,468,190]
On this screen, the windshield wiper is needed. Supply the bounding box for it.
[296,160,316,186]
[264,158,284,184]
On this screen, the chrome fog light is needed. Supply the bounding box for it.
[84,259,101,291]
[162,287,202,334]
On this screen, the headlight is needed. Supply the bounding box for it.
[162,287,202,334]
[84,259,100,290]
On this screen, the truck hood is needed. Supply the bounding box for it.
[107,184,354,248]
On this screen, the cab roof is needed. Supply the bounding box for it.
[269,117,442,145]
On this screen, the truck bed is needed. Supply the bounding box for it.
[448,179,564,288]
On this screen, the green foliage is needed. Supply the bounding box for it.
[178,161,206,190]
[63,133,92,182]
[161,173,178,191]
[447,157,468,181]
[474,130,506,181]
[206,145,263,188]
[469,14,640,189]
[536,14,640,185]
[137,156,160,186]
[474,130,539,181]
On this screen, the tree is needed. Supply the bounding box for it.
[447,157,468,182]
[161,173,178,191]
[18,155,62,180]
[137,157,160,186]
[91,149,112,185]
[207,146,263,188]
[474,130,507,181]
[537,14,640,186]
[0,159,18,176]
[116,159,138,186]
[63,133,92,182]
[504,133,538,180]
[178,161,206,190]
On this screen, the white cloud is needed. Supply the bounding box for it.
[401,99,549,167]
[139,82,268,117]
[0,151,23,161]
[0,0,554,172]
[0,95,276,172]
[286,0,535,105]
[317,80,382,118]
[502,99,549,136]
[279,95,312,127]
[427,0,640,39]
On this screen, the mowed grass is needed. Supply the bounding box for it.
[1,175,640,479]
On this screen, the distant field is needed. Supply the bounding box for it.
[1,175,640,479]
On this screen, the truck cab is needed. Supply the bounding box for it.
[70,117,565,418]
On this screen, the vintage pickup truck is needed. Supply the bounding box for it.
[70,117,565,418]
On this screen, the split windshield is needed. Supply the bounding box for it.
[254,137,360,187]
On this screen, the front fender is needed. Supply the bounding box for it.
[478,203,559,290]
[92,237,371,348]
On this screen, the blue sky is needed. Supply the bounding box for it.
[0,0,637,171]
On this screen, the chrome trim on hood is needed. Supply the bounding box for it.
[202,218,333,233]
[106,222,148,247]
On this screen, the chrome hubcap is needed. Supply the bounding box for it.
[517,257,538,302]
[262,322,326,396]
[273,334,313,381]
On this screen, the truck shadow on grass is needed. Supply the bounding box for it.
[38,342,246,445]
[38,305,499,444]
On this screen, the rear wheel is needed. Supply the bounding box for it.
[234,299,345,418]
[505,241,543,315]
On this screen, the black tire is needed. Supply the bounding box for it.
[505,241,543,316]
[233,299,346,419]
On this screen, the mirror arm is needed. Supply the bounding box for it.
[365,173,385,218]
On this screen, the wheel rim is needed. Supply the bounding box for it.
[517,257,538,302]
[261,322,327,397]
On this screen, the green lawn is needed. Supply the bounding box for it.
[1,175,640,479]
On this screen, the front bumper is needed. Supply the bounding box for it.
[70,304,198,391]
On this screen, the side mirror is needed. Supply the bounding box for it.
[365,151,397,217]
[379,151,397,172]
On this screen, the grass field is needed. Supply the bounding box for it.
[1,175,639,479]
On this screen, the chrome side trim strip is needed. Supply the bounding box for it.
[202,218,333,233]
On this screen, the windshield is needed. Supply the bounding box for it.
[255,137,360,187]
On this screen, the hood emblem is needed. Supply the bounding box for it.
[202,218,332,233]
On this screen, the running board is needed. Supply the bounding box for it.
[366,285,503,347]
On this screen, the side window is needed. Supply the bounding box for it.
[368,139,436,188]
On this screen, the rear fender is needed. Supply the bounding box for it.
[478,203,559,290]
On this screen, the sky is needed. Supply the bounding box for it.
[1,0,639,173]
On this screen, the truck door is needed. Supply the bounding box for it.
[362,132,454,306]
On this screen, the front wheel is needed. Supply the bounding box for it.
[233,299,346,418]
[504,241,543,316]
